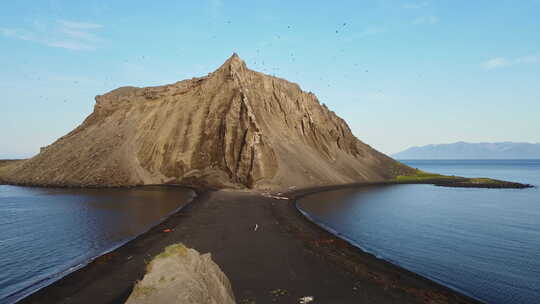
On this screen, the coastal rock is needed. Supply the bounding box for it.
[125,244,235,304]
[0,53,414,189]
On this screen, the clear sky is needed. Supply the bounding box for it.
[1,0,539,158]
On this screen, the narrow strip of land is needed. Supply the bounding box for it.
[19,187,483,304]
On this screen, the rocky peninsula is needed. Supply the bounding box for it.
[1,54,531,304]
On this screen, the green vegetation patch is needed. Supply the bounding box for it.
[395,170,521,187]
[132,283,156,297]
[468,178,501,184]
[395,169,456,182]
[155,243,188,259]
[146,243,188,273]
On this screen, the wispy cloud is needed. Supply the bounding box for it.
[482,55,540,70]
[482,57,511,69]
[413,15,439,25]
[0,20,103,50]
[517,55,540,64]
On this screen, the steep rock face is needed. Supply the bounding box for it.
[125,244,236,304]
[0,54,413,189]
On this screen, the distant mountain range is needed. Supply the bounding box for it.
[393,142,540,159]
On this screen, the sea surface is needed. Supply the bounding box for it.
[298,159,540,304]
[0,185,195,304]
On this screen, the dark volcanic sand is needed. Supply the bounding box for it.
[19,187,482,304]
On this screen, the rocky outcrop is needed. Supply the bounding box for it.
[125,244,235,304]
[0,54,414,189]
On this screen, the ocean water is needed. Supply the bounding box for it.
[0,185,195,304]
[297,160,540,304]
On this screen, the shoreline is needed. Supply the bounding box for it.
[0,176,534,189]
[291,185,485,303]
[287,184,486,303]
[2,185,200,304]
[14,183,485,304]
[15,187,212,304]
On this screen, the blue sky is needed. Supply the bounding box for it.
[1,0,539,158]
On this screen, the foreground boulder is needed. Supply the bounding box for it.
[0,53,414,189]
[125,244,235,304]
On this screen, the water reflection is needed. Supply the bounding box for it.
[297,160,540,304]
[0,185,195,304]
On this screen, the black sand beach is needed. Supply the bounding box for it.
[18,185,484,304]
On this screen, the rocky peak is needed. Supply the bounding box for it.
[215,53,248,77]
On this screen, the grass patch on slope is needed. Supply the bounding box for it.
[467,178,501,184]
[145,243,188,273]
[155,243,188,259]
[395,169,457,182]
[395,169,529,188]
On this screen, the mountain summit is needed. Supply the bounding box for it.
[0,54,413,190]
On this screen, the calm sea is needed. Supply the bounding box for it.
[0,185,195,304]
[298,160,540,304]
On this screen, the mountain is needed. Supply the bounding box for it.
[393,142,540,159]
[0,54,413,190]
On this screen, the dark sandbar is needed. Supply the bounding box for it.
[18,184,485,304]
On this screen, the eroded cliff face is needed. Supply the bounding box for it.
[0,54,413,190]
[125,244,236,304]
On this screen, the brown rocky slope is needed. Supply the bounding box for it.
[0,54,414,190]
